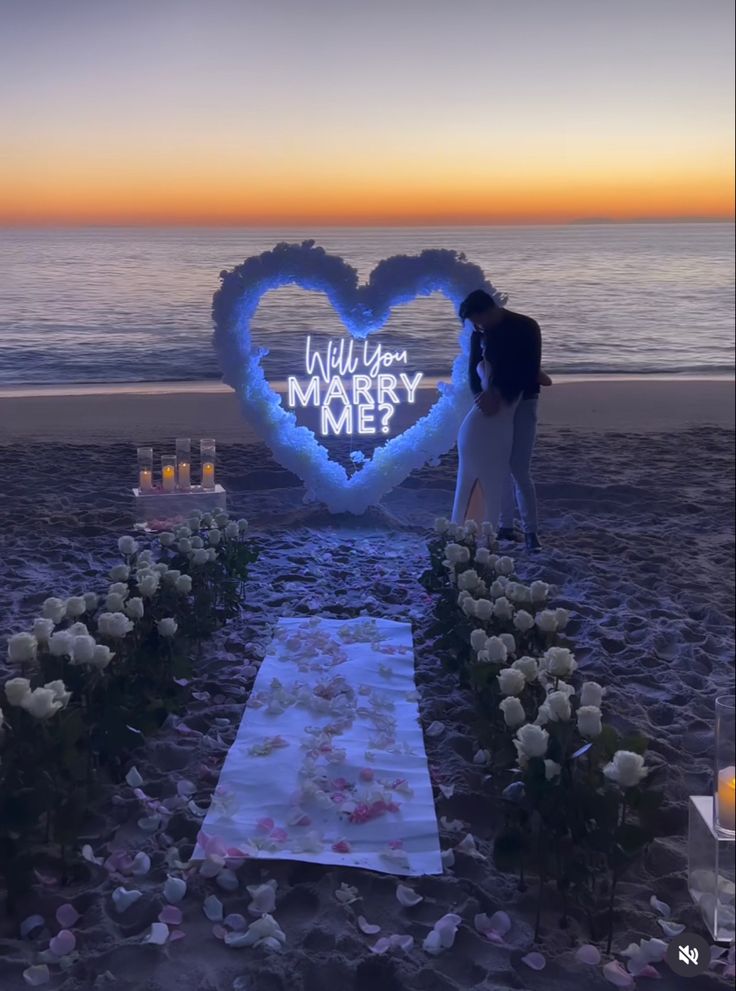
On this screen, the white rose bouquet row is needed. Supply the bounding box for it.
[0,510,257,911]
[425,517,663,953]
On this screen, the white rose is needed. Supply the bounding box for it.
[544,760,562,780]
[536,610,558,634]
[8,632,38,664]
[207,547,217,562]
[485,636,508,663]
[554,680,576,698]
[65,596,87,617]
[175,525,192,539]
[153,563,168,575]
[163,569,181,585]
[490,578,508,599]
[157,618,178,638]
[473,599,494,621]
[497,668,526,697]
[178,538,192,554]
[125,597,145,620]
[481,521,495,537]
[109,564,130,582]
[175,575,192,594]
[208,529,222,547]
[554,608,571,630]
[215,512,229,528]
[474,547,491,566]
[512,656,539,682]
[580,681,604,707]
[546,690,572,722]
[201,514,212,527]
[118,536,138,556]
[460,597,476,617]
[190,536,204,549]
[444,543,469,565]
[71,635,96,665]
[42,597,67,623]
[514,723,549,759]
[493,597,514,621]
[191,549,209,566]
[105,592,127,613]
[44,680,71,707]
[68,622,89,636]
[159,532,176,547]
[535,703,551,726]
[458,569,480,591]
[513,609,535,633]
[530,580,550,603]
[21,687,64,719]
[225,522,239,539]
[499,696,526,728]
[433,517,450,534]
[5,677,32,706]
[577,705,603,738]
[91,644,114,669]
[138,574,160,598]
[108,582,129,599]
[98,612,134,638]
[500,633,516,656]
[84,592,98,612]
[604,750,648,788]
[544,647,577,678]
[237,519,248,533]
[32,618,55,645]
[495,556,514,576]
[49,631,73,657]
[506,582,532,604]
[470,629,488,653]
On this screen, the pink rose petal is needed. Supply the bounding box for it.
[55,904,80,929]
[159,905,183,926]
[603,961,635,988]
[521,952,546,971]
[575,944,602,965]
[169,929,187,941]
[49,929,76,957]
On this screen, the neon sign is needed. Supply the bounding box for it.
[286,336,424,435]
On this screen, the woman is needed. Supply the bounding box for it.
[450,324,521,525]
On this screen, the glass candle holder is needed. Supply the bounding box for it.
[200,438,216,490]
[176,437,191,491]
[137,446,153,492]
[161,455,176,493]
[715,696,736,835]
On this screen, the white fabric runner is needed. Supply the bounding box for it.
[194,616,442,875]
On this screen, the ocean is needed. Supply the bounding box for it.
[0,224,733,387]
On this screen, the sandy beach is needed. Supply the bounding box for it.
[0,377,733,991]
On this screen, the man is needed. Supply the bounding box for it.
[457,289,546,551]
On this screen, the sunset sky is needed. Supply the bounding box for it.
[1,0,733,226]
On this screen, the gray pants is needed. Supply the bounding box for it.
[499,397,539,533]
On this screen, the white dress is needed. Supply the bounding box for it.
[451,360,520,525]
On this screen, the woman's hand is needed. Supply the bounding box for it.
[538,369,553,387]
[474,387,503,416]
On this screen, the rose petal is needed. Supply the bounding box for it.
[203,895,224,922]
[358,916,381,935]
[521,952,546,971]
[23,965,51,987]
[216,868,239,891]
[158,905,183,926]
[396,884,423,907]
[575,944,602,965]
[603,961,635,988]
[169,929,186,941]
[657,920,685,938]
[176,780,196,797]
[49,929,76,957]
[649,895,671,918]
[164,876,187,903]
[370,937,392,955]
[55,904,80,929]
[439,784,455,799]
[145,922,169,945]
[426,721,445,737]
[20,915,46,939]
[131,852,151,876]
[126,766,144,788]
[224,913,248,931]
[112,887,143,914]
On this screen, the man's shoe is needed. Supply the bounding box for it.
[525,532,542,552]
[497,527,518,541]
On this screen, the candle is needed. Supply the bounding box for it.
[717,765,736,832]
[161,455,176,493]
[139,468,153,492]
[202,461,215,490]
[137,446,153,493]
[178,460,191,491]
